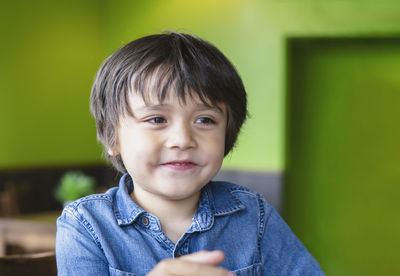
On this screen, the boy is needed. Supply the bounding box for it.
[56,32,323,275]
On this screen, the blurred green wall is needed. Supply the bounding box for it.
[0,0,104,168]
[3,1,400,171]
[285,38,400,275]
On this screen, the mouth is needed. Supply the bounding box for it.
[161,160,197,171]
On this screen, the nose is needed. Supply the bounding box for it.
[165,122,197,150]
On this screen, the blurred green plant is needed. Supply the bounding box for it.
[54,171,96,205]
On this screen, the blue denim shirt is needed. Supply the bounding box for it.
[56,173,323,275]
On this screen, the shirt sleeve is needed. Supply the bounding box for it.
[260,202,325,275]
[56,208,109,275]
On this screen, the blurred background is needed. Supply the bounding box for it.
[1,0,399,275]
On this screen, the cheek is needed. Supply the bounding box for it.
[204,131,226,159]
[216,135,226,155]
[119,130,162,159]
[217,126,227,151]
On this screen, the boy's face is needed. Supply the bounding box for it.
[113,92,227,203]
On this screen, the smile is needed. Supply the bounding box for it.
[161,161,197,171]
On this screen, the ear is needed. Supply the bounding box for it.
[107,146,120,156]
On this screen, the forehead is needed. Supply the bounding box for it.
[128,88,225,113]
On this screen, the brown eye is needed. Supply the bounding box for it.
[147,117,167,124]
[195,117,216,125]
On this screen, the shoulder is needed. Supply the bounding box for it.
[209,180,268,203]
[57,187,121,250]
[207,181,273,217]
[60,187,118,222]
[209,180,258,194]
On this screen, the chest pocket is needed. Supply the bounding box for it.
[231,263,262,276]
[109,266,140,276]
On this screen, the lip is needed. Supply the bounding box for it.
[161,160,197,171]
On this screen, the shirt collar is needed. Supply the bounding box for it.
[113,173,245,228]
[191,181,246,232]
[113,174,146,226]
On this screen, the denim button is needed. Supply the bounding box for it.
[141,216,149,226]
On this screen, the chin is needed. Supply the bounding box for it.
[161,189,201,201]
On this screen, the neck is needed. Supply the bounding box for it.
[131,189,200,243]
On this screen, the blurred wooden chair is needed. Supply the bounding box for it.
[0,218,56,255]
[0,218,57,275]
[0,251,57,276]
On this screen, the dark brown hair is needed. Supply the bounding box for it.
[90,31,247,172]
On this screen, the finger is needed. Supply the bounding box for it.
[179,250,225,265]
[161,258,232,276]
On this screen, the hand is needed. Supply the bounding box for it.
[147,250,233,276]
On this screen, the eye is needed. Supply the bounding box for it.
[147,117,167,124]
[195,117,216,125]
